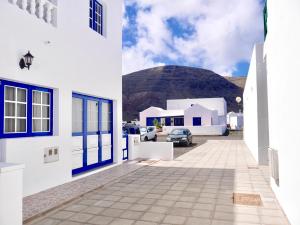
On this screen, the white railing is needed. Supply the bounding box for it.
[9,0,57,27]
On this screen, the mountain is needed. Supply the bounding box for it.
[122,65,246,121]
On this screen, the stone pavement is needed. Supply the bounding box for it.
[26,140,290,225]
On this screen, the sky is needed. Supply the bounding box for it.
[122,0,265,77]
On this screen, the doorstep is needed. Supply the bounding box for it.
[23,161,145,223]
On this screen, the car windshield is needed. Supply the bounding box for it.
[171,129,186,135]
[140,127,147,133]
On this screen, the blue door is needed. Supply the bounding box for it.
[165,117,171,126]
[122,134,128,160]
[72,93,113,176]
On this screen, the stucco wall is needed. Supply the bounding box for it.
[0,0,122,196]
[184,104,215,126]
[243,44,269,166]
[264,0,300,224]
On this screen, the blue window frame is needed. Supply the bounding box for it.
[89,0,103,35]
[0,79,53,138]
[193,117,202,126]
[72,93,113,176]
[174,117,184,126]
[146,117,160,126]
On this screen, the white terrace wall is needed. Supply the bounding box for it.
[243,44,269,165]
[0,0,122,196]
[264,0,300,224]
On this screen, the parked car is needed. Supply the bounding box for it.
[122,123,140,135]
[140,126,157,142]
[166,128,192,146]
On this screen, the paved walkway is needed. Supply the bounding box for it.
[27,140,290,225]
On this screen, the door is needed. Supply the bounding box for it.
[72,93,113,175]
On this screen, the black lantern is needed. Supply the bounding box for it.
[19,51,34,70]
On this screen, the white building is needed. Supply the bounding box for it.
[140,98,227,135]
[227,112,244,131]
[0,0,123,197]
[244,0,300,224]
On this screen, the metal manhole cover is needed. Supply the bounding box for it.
[233,193,262,206]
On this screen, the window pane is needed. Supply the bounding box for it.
[5,118,15,133]
[33,91,41,104]
[42,92,50,105]
[102,102,111,131]
[33,119,42,132]
[72,98,83,133]
[5,86,15,101]
[33,105,41,118]
[42,106,50,118]
[87,100,98,132]
[17,103,26,117]
[5,102,15,117]
[17,119,26,132]
[42,119,50,131]
[17,88,27,102]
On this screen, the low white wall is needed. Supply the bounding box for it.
[128,135,173,161]
[0,163,24,225]
[162,125,226,136]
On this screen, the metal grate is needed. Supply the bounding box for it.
[233,193,262,206]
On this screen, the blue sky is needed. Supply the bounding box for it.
[122,0,265,77]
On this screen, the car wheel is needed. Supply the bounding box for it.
[144,136,148,142]
[153,135,157,142]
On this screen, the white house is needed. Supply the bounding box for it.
[244,0,300,224]
[140,98,227,135]
[227,112,244,131]
[0,0,123,197]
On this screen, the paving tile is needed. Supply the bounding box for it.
[111,202,132,210]
[100,208,124,217]
[148,206,169,214]
[82,206,105,215]
[50,211,74,220]
[163,215,186,225]
[186,217,212,225]
[88,215,114,225]
[68,213,94,222]
[134,221,158,225]
[129,204,150,212]
[140,212,165,222]
[109,218,135,225]
[120,210,143,220]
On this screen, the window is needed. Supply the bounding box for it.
[102,102,111,132]
[72,98,83,133]
[89,0,103,35]
[0,80,53,138]
[174,117,184,126]
[32,91,51,132]
[193,117,202,126]
[87,100,99,132]
[4,86,27,133]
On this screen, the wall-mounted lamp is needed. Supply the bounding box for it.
[19,51,34,70]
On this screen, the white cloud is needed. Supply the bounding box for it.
[122,0,264,75]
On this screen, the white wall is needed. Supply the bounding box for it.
[0,163,24,225]
[139,107,163,127]
[167,98,227,117]
[243,44,269,165]
[128,135,174,161]
[264,1,300,224]
[184,104,216,126]
[0,0,122,196]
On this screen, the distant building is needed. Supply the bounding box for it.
[140,98,227,135]
[227,112,244,130]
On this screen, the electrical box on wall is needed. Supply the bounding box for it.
[44,147,59,163]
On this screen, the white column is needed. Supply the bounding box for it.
[0,163,25,225]
[20,0,28,10]
[29,0,36,14]
[37,0,45,19]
